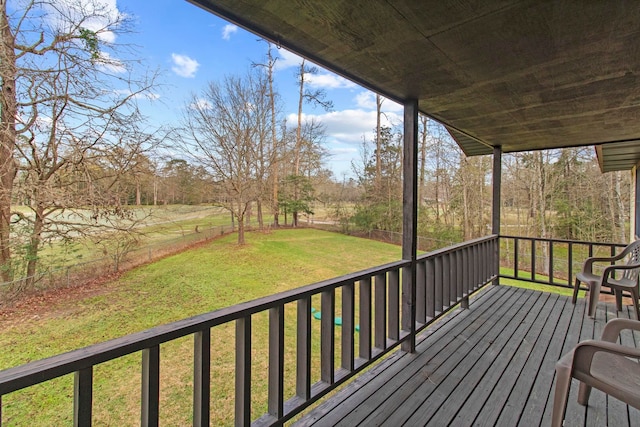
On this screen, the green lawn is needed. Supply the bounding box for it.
[0,229,589,425]
[0,228,401,426]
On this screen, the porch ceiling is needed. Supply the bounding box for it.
[188,0,640,171]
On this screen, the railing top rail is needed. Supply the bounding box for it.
[417,234,498,260]
[0,259,409,395]
[499,235,627,248]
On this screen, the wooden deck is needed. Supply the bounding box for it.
[294,284,640,427]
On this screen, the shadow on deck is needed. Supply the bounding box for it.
[294,285,640,427]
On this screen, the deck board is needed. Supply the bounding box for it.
[293,285,640,427]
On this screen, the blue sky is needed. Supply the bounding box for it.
[111,0,403,178]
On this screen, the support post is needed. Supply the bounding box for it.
[401,99,418,353]
[492,146,502,285]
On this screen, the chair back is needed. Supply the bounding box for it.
[622,240,640,282]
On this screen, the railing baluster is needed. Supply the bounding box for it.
[359,278,372,360]
[321,290,335,384]
[478,243,484,284]
[142,346,160,427]
[474,244,479,288]
[461,247,468,297]
[568,242,573,285]
[296,297,311,400]
[531,239,536,281]
[426,257,435,319]
[388,270,400,341]
[268,305,285,418]
[484,241,489,281]
[514,237,519,278]
[375,273,387,350]
[74,367,93,427]
[193,329,210,427]
[549,241,554,284]
[470,246,476,291]
[452,251,458,300]
[455,250,462,299]
[416,261,426,324]
[235,317,251,427]
[442,253,450,308]
[342,282,355,371]
[435,256,443,314]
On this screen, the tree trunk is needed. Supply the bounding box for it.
[614,171,627,242]
[153,178,158,206]
[136,180,141,205]
[376,94,382,191]
[268,48,279,227]
[237,213,245,244]
[0,1,17,282]
[419,115,427,207]
[257,199,264,229]
[24,205,44,289]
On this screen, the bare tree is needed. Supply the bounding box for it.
[252,42,282,227]
[1,0,158,284]
[291,59,332,226]
[179,69,271,244]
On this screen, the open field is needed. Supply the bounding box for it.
[0,228,402,426]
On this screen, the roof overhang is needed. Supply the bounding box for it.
[188,0,640,171]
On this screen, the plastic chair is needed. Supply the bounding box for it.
[572,240,640,319]
[552,318,640,427]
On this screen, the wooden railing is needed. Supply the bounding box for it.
[0,235,498,426]
[499,235,626,290]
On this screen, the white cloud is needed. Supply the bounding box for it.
[275,49,303,71]
[114,89,160,101]
[305,73,356,90]
[171,53,200,78]
[45,0,122,44]
[97,51,126,73]
[355,91,376,109]
[287,109,401,145]
[354,91,403,112]
[190,98,212,111]
[222,24,238,40]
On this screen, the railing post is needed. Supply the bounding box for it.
[492,146,502,285]
[141,346,160,427]
[268,305,285,418]
[342,282,355,371]
[235,317,251,427]
[359,278,372,360]
[374,273,387,350]
[321,290,335,384]
[296,297,312,400]
[193,329,211,427]
[401,99,418,353]
[74,367,93,427]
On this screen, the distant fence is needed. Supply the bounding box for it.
[308,222,459,252]
[0,224,236,303]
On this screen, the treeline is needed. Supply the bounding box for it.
[0,1,629,288]
[348,115,629,246]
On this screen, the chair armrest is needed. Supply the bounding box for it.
[601,318,640,342]
[572,340,640,373]
[601,262,640,281]
[583,256,618,273]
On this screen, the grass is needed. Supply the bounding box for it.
[0,228,401,426]
[0,227,592,425]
